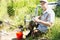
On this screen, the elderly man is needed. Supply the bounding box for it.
[32,0,55,37]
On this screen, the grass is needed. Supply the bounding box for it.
[40,17,60,40]
[51,17,60,40]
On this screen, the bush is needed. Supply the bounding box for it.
[54,6,60,17]
[7,6,15,16]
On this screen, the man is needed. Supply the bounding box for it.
[32,0,55,37]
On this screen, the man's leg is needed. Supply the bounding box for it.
[31,29,42,37]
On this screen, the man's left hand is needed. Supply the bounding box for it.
[34,18,41,23]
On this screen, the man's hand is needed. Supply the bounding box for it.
[34,17,52,27]
[34,17,41,23]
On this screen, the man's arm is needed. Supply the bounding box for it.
[34,18,52,27]
[39,20,52,27]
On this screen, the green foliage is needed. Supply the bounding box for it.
[7,6,15,16]
[45,17,60,40]
[54,6,60,17]
[7,0,15,16]
[38,7,42,15]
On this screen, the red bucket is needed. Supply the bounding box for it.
[16,32,23,40]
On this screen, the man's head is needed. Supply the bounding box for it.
[40,0,48,11]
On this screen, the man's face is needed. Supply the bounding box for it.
[40,1,47,10]
[40,1,46,6]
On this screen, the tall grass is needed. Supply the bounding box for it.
[46,17,60,40]
[51,17,60,40]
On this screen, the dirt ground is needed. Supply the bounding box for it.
[0,30,17,40]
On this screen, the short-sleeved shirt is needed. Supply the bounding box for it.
[37,8,55,33]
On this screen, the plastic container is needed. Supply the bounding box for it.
[16,31,23,40]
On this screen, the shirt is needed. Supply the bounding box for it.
[37,8,55,33]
